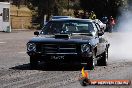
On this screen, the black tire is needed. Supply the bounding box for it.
[86,52,96,70]
[97,50,108,66]
[30,56,38,68]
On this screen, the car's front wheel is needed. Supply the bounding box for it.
[30,56,38,68]
[86,52,96,70]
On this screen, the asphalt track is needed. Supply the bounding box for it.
[0,31,131,88]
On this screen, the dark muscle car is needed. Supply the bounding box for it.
[27,18,110,69]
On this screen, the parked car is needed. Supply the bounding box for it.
[27,18,110,69]
[51,16,73,20]
[94,19,106,31]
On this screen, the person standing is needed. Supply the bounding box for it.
[89,11,96,20]
[108,16,115,33]
[81,11,89,19]
[101,16,109,31]
[74,10,80,18]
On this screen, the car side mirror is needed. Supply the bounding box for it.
[34,31,39,36]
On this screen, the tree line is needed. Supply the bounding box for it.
[0,0,127,18]
[27,0,127,28]
[0,0,128,28]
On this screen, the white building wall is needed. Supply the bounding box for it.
[0,2,10,32]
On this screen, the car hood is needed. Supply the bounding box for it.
[29,34,95,44]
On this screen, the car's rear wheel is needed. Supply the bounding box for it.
[30,56,38,68]
[97,50,108,66]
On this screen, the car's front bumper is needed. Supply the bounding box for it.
[27,51,93,63]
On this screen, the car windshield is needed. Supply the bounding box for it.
[41,20,95,35]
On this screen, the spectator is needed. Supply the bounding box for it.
[74,10,79,18]
[89,11,96,20]
[79,12,83,18]
[101,16,109,31]
[109,16,115,25]
[101,16,108,24]
[108,16,115,33]
[82,11,89,19]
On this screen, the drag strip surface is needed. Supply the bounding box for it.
[0,31,131,88]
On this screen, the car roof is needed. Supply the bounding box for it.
[52,16,72,17]
[51,18,94,22]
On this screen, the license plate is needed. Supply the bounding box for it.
[51,56,65,60]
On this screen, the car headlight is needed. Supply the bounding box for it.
[27,43,36,51]
[81,44,90,53]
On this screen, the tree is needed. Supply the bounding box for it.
[28,0,68,28]
[80,0,126,18]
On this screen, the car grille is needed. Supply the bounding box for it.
[42,44,77,54]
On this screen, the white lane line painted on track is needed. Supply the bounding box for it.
[18,52,26,54]
[0,42,6,44]
[0,38,13,41]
